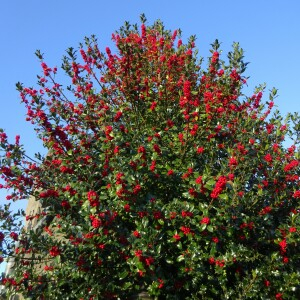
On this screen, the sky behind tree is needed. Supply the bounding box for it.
[1,1,300,155]
[1,0,300,272]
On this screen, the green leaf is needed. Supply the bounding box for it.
[200,224,207,231]
[207,225,213,233]
[206,179,216,186]
[177,255,185,262]
[158,219,164,225]
[142,218,149,228]
[119,270,128,280]
[218,193,228,201]
[157,244,162,254]
[177,242,182,250]
[123,281,132,289]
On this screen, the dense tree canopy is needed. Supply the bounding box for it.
[1,16,300,299]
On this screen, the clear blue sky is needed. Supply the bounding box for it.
[0,0,300,269]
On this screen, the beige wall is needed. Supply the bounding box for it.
[3,196,42,300]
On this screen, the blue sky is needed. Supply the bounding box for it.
[0,0,300,271]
